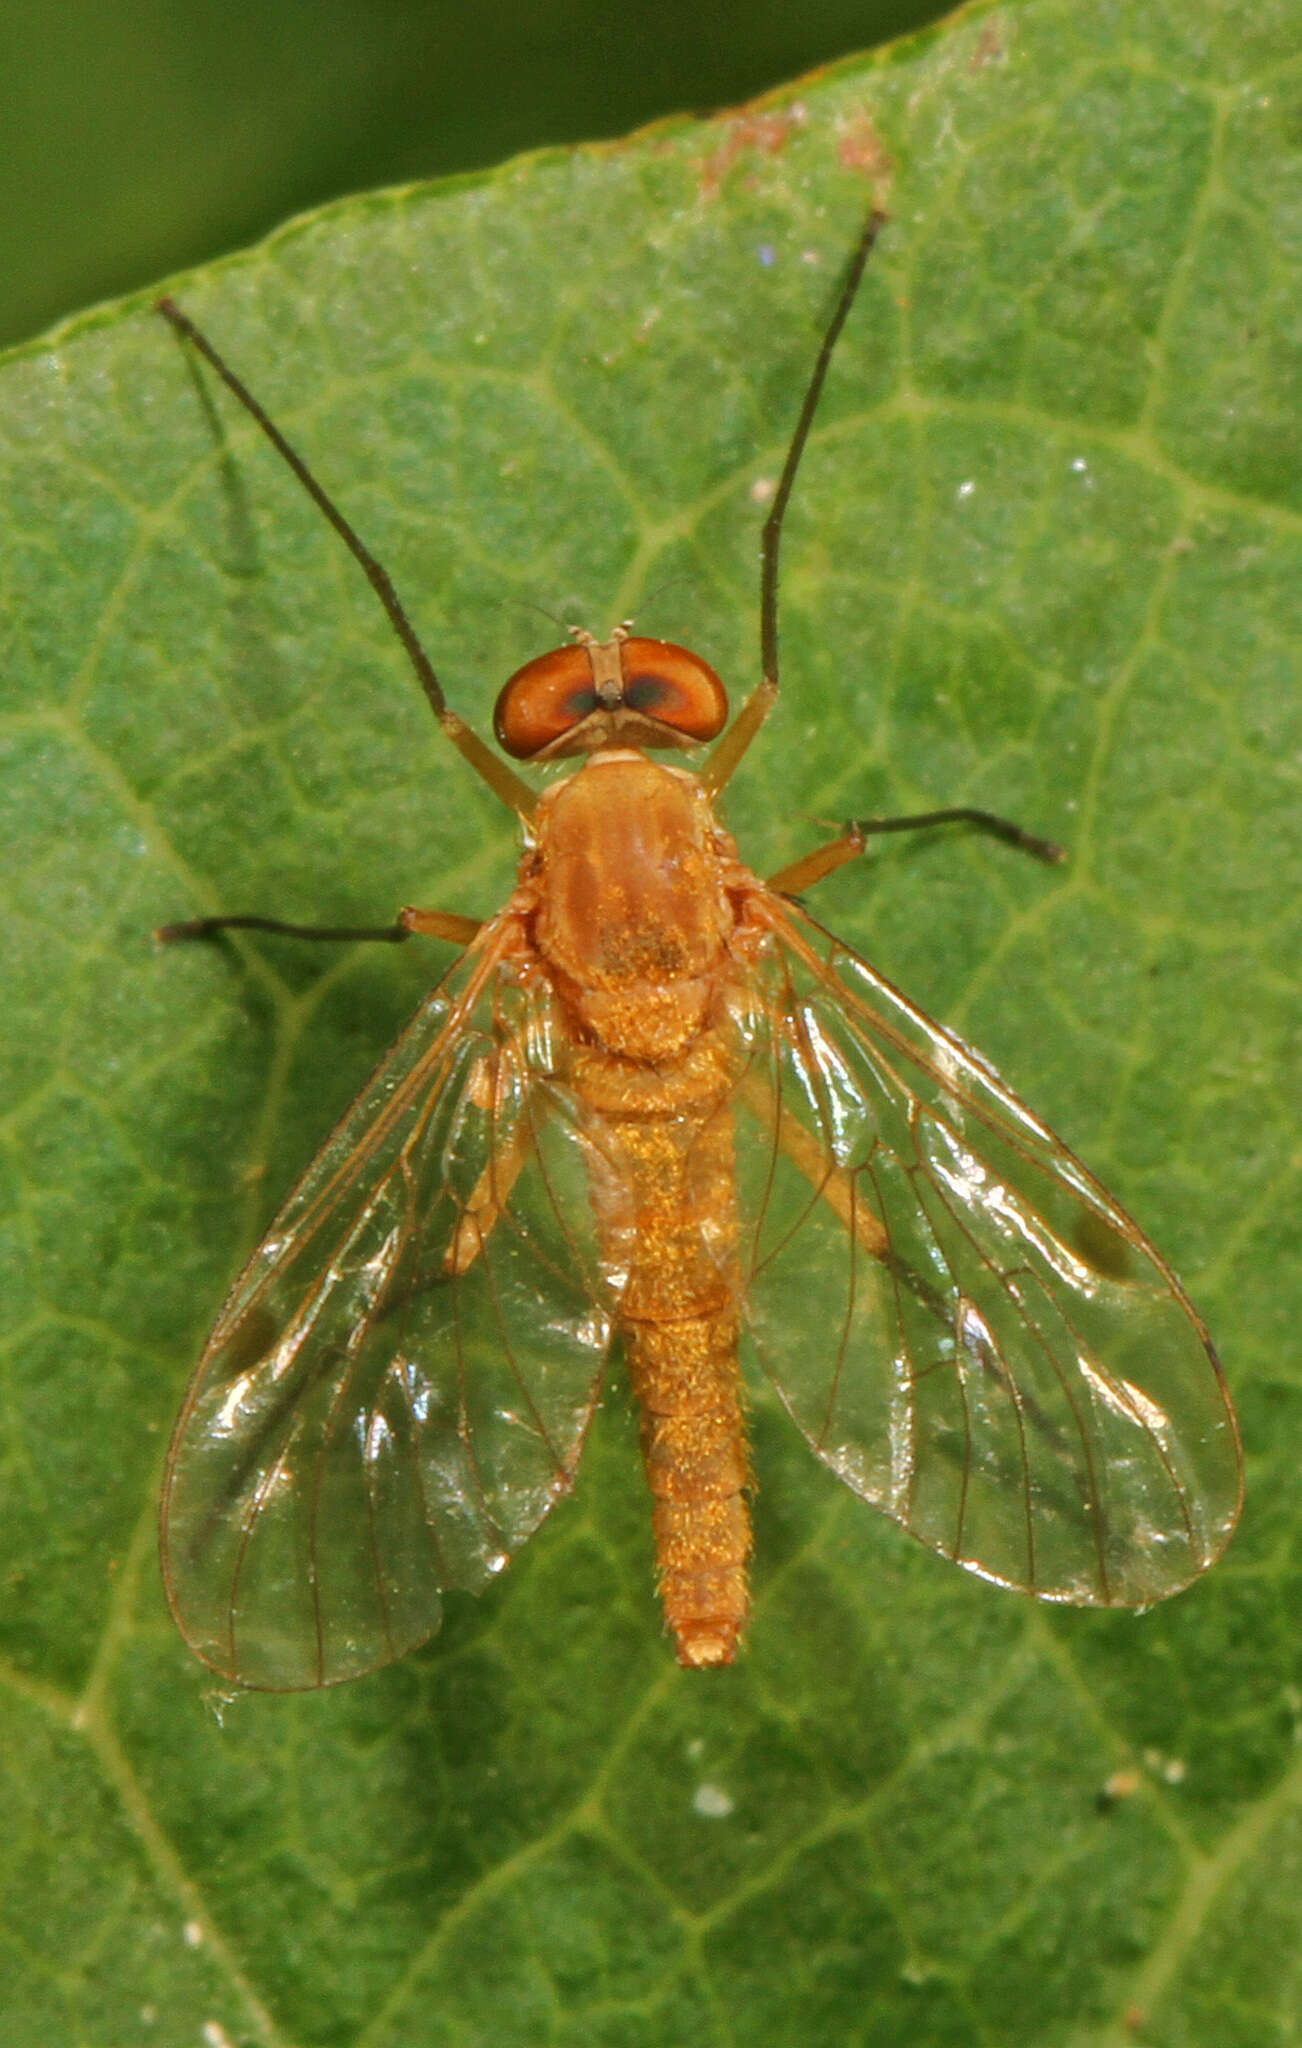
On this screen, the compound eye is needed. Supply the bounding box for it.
[493,646,599,757]
[618,639,728,740]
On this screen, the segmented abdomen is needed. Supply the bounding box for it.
[624,1304,749,1667]
[571,1033,750,1666]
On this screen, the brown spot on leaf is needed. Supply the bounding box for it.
[836,111,894,187]
[697,108,803,200]
[969,19,1011,69]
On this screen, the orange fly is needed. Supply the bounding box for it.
[156,211,1241,1689]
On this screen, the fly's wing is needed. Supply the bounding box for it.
[160,925,612,1688]
[730,902,1242,1605]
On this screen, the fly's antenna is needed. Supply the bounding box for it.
[635,570,700,617]
[499,595,575,635]
[157,297,536,820]
[703,206,888,796]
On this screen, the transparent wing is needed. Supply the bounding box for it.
[161,921,613,1689]
[730,900,1241,1605]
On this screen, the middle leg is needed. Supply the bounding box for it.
[767,806,1063,897]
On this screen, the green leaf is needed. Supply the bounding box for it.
[1,0,1297,2041]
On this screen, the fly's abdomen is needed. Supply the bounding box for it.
[572,1036,750,1666]
[624,1305,750,1667]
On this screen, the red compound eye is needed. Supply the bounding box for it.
[493,646,600,757]
[617,639,727,740]
[492,637,729,758]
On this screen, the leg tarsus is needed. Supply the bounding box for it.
[704,206,889,797]
[155,913,413,945]
[848,806,1064,865]
[156,906,485,948]
[157,296,537,823]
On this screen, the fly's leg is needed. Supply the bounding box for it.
[444,1109,537,1275]
[737,1071,954,1337]
[156,906,484,947]
[767,808,1064,897]
[440,1004,552,1275]
[329,1053,538,1331]
[736,1072,888,1260]
[748,1060,1101,1479]
[157,913,411,945]
[157,298,536,822]
[399,907,486,944]
[703,206,889,798]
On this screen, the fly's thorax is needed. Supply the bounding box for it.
[531,751,737,1061]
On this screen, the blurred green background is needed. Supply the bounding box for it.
[0,0,951,350]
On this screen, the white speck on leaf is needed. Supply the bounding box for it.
[693,1782,734,1819]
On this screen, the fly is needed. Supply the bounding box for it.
[155,210,1241,1688]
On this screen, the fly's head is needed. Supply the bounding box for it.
[492,624,728,763]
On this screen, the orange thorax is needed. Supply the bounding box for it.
[531,751,737,1063]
